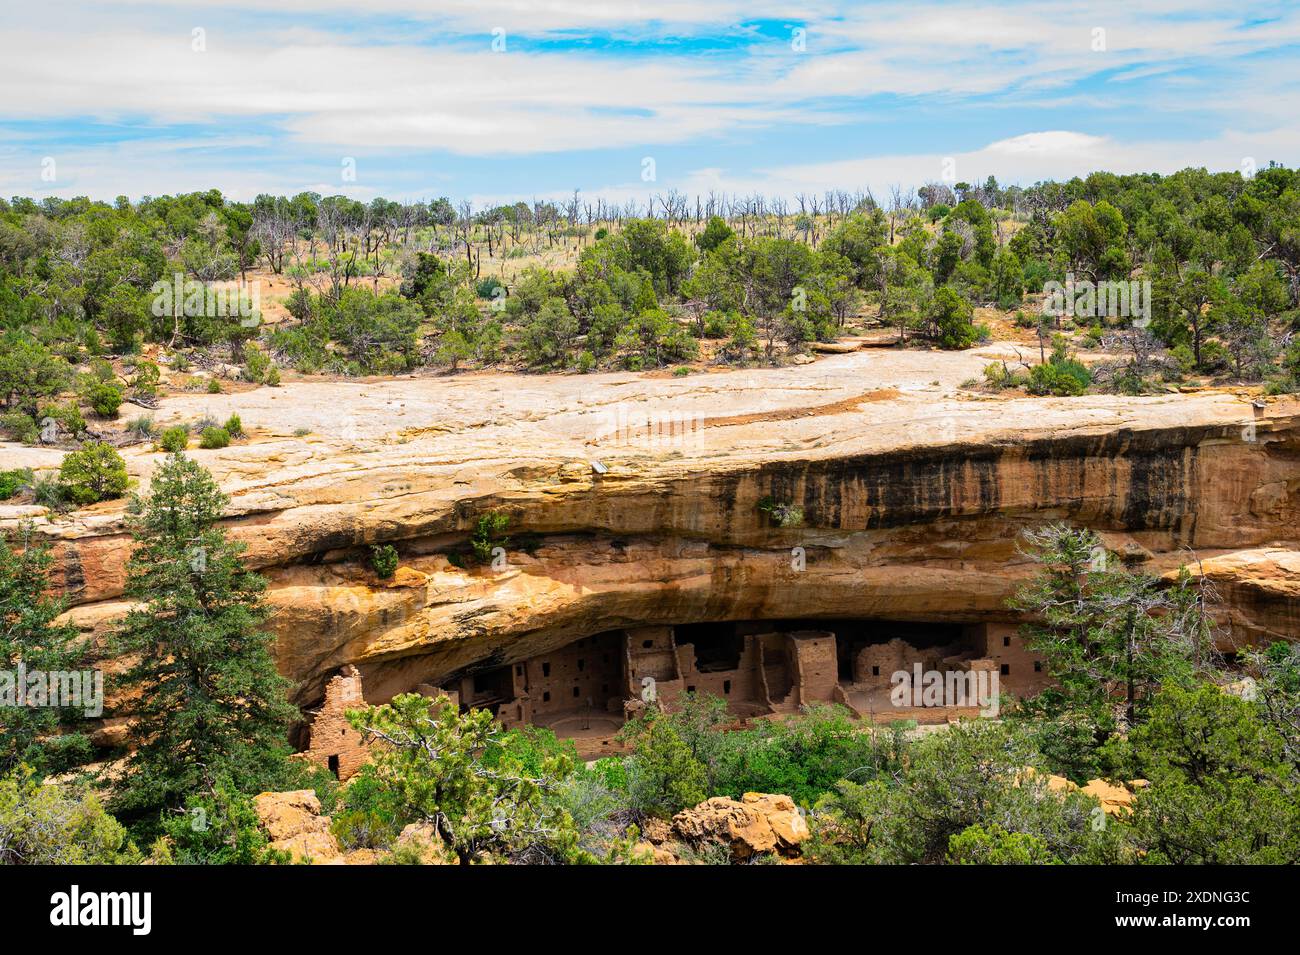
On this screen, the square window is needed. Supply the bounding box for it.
[1003,636,1011,647]
[1000,664,1010,676]
[1034,661,1042,672]
[872,666,880,677]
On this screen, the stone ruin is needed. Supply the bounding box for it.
[301,618,1052,778]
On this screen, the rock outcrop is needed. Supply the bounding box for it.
[252,790,341,863]
[4,346,1296,715]
[670,792,809,860]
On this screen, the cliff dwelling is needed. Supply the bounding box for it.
[302,617,1050,777]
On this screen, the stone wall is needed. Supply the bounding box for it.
[304,666,368,781]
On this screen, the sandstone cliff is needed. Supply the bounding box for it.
[3,344,1296,710]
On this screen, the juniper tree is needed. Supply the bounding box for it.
[0,524,92,776]
[111,453,297,825]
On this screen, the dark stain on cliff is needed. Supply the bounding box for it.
[720,423,1227,534]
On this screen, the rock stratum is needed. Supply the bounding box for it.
[4,343,1298,711]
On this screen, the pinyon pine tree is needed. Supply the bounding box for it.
[111,453,297,824]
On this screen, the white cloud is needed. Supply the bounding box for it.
[1,1,1297,198]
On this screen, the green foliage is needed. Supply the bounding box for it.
[757,495,804,528]
[696,215,735,254]
[223,413,244,437]
[948,823,1061,864]
[470,511,510,564]
[0,468,31,500]
[199,426,230,449]
[159,779,292,865]
[369,543,399,579]
[620,710,709,818]
[84,380,123,418]
[925,286,978,349]
[345,694,586,864]
[1,412,37,443]
[0,768,135,864]
[40,401,86,440]
[806,721,1118,864]
[711,704,890,806]
[1012,524,1216,724]
[331,767,406,850]
[157,425,189,452]
[241,349,272,384]
[0,525,92,776]
[111,453,299,830]
[1122,685,1300,863]
[1027,340,1093,396]
[128,361,160,402]
[58,441,129,505]
[0,336,72,419]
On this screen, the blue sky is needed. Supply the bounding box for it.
[1,1,1298,205]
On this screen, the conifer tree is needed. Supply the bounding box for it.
[112,453,297,822]
[0,523,91,776]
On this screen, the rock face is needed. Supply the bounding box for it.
[252,790,341,863]
[671,792,809,860]
[5,346,1298,713]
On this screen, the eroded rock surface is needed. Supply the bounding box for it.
[3,345,1296,711]
[670,792,809,860]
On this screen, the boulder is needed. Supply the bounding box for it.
[671,792,808,860]
[1081,778,1135,816]
[252,790,341,863]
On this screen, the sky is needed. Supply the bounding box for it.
[1,0,1298,207]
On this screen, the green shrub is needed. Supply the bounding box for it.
[157,426,189,452]
[86,381,123,418]
[476,276,506,300]
[131,360,161,399]
[58,441,129,505]
[757,496,804,527]
[199,426,230,449]
[31,472,65,509]
[0,468,32,499]
[0,769,135,864]
[242,349,271,384]
[38,402,86,440]
[0,412,37,444]
[206,377,222,394]
[1027,358,1091,396]
[265,366,281,387]
[471,511,511,564]
[159,780,290,865]
[370,543,399,579]
[223,413,245,438]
